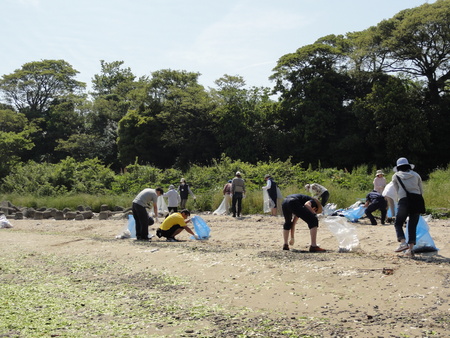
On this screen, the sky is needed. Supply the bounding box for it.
[1,0,435,92]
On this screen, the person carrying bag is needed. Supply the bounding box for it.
[391,157,424,257]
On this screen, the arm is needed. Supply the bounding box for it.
[184,225,196,236]
[262,180,271,190]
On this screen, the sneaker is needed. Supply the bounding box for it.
[309,246,326,252]
[283,244,289,251]
[404,249,415,258]
[156,229,162,238]
[166,237,176,242]
[289,238,295,246]
[394,243,408,252]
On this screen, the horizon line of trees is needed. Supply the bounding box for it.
[1,0,450,181]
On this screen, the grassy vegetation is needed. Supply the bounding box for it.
[1,157,449,217]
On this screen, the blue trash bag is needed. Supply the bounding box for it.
[342,205,365,223]
[127,214,137,239]
[191,215,211,240]
[406,216,438,252]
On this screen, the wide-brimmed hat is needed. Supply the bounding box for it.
[264,174,271,179]
[180,178,186,183]
[394,157,415,172]
[235,171,241,176]
[376,170,384,176]
[311,198,323,214]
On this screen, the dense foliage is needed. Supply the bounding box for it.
[1,1,450,181]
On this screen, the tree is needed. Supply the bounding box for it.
[0,59,85,118]
[370,0,450,104]
[0,108,35,178]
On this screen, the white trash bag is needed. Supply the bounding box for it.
[0,214,13,229]
[324,216,360,252]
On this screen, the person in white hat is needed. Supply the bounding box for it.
[177,178,196,209]
[391,157,424,257]
[373,170,387,194]
[231,171,246,217]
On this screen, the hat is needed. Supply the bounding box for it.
[180,178,186,183]
[228,180,232,183]
[376,170,384,176]
[235,171,241,176]
[310,198,323,214]
[394,157,414,172]
[264,174,271,179]
[169,184,175,189]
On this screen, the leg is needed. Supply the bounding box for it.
[407,213,420,245]
[394,199,408,242]
[132,203,149,239]
[236,194,242,217]
[180,199,187,209]
[231,195,237,217]
[310,226,318,247]
[365,204,378,225]
[380,204,387,225]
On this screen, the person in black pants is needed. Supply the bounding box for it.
[364,190,387,225]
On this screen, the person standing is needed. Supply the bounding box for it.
[281,194,325,252]
[392,157,424,257]
[373,170,387,194]
[364,190,387,225]
[231,171,246,218]
[262,174,278,216]
[163,184,181,214]
[304,183,329,206]
[132,187,163,241]
[178,178,196,209]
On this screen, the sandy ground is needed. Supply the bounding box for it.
[1,212,449,337]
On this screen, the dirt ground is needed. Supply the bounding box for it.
[1,212,449,337]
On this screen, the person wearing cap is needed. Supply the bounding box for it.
[382,181,398,222]
[156,209,197,242]
[213,179,233,215]
[262,174,278,216]
[163,184,181,214]
[178,178,196,209]
[231,171,246,217]
[132,187,164,241]
[281,194,326,252]
[364,190,387,225]
[391,157,424,257]
[373,170,387,194]
[304,183,329,206]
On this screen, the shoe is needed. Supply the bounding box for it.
[156,229,162,238]
[309,246,326,252]
[371,222,377,226]
[166,237,176,242]
[394,243,408,252]
[232,214,236,217]
[289,238,295,246]
[148,234,154,239]
[135,238,151,242]
[283,244,289,251]
[404,249,415,258]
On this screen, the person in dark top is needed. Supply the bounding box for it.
[281,194,325,252]
[178,178,196,209]
[364,190,387,225]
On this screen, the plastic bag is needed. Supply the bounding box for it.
[263,190,275,213]
[213,195,231,215]
[324,216,360,252]
[127,214,136,238]
[191,215,211,240]
[406,215,438,252]
[157,196,169,217]
[323,203,337,216]
[0,214,13,229]
[341,204,365,222]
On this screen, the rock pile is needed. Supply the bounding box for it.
[0,201,131,221]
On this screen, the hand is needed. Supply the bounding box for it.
[154,217,159,223]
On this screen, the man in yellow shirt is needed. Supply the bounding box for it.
[156,209,197,241]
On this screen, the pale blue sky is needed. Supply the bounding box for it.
[1,0,434,91]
